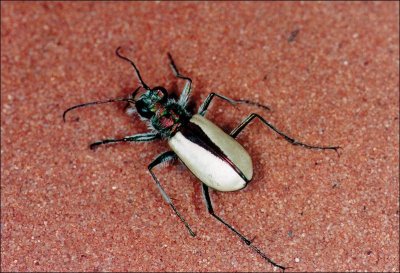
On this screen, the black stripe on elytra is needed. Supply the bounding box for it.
[179,120,249,183]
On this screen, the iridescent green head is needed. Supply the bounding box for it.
[135,86,168,119]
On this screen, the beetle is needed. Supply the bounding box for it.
[63,47,339,271]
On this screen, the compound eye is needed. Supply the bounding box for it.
[152,86,168,102]
[135,99,153,119]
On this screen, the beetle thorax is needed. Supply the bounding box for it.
[150,101,192,138]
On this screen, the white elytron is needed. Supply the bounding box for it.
[169,114,253,192]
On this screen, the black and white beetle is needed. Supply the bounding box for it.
[63,47,339,271]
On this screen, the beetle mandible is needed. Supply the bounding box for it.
[63,47,339,271]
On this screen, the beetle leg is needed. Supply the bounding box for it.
[167,53,192,107]
[198,92,270,116]
[231,113,340,152]
[148,151,196,237]
[201,183,286,271]
[89,132,160,150]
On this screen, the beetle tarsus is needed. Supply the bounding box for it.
[249,243,287,271]
[169,203,196,237]
[248,235,257,245]
[332,146,342,157]
[89,142,101,150]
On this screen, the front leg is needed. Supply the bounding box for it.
[167,53,192,107]
[90,132,160,149]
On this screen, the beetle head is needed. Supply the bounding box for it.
[135,86,168,119]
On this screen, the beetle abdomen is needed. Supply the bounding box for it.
[168,114,253,191]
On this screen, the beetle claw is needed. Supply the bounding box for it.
[89,142,101,150]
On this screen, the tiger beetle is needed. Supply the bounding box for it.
[63,47,340,271]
